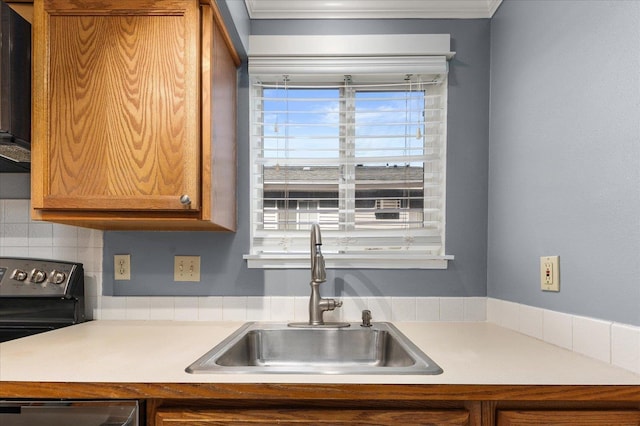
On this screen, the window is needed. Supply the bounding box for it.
[244,35,453,269]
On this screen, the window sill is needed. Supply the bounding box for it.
[243,253,454,269]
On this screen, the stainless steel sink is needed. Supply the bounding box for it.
[186,322,443,375]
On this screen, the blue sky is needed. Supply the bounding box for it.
[262,88,425,165]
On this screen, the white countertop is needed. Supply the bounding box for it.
[0,320,638,385]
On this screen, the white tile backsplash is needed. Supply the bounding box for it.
[247,296,271,321]
[543,309,573,350]
[487,298,640,375]
[27,246,54,259]
[439,297,464,321]
[174,297,200,321]
[89,296,485,325]
[391,297,417,321]
[28,222,53,246]
[340,296,368,321]
[198,297,223,321]
[518,304,543,340]
[416,298,440,321]
[52,223,79,247]
[463,297,487,322]
[500,300,520,331]
[125,297,151,320]
[222,297,247,321]
[77,227,103,249]
[100,296,126,320]
[611,323,640,374]
[293,296,310,321]
[3,199,29,222]
[2,223,28,247]
[149,297,176,320]
[267,297,295,321]
[367,297,393,321]
[572,315,611,364]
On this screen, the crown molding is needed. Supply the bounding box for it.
[245,0,503,20]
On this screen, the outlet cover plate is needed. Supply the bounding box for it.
[114,254,131,281]
[540,255,560,292]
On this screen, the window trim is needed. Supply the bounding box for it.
[245,35,455,270]
[245,79,454,270]
[243,253,454,269]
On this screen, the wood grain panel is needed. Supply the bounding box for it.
[46,13,196,207]
[200,3,237,230]
[497,409,640,425]
[1,383,639,402]
[34,0,200,211]
[156,408,470,425]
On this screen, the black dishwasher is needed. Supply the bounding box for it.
[0,400,139,425]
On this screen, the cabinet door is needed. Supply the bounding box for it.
[155,408,471,425]
[497,410,640,425]
[32,0,200,211]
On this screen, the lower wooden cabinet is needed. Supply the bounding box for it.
[153,405,640,426]
[4,382,638,426]
[497,409,640,425]
[155,408,471,425]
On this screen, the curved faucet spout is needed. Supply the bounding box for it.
[311,223,323,246]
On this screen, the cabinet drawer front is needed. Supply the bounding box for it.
[497,410,640,425]
[156,408,471,425]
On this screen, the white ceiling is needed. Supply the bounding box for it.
[244,0,503,20]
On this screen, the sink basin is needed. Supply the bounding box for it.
[186,322,443,375]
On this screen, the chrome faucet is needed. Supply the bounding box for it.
[290,224,348,328]
[309,223,342,325]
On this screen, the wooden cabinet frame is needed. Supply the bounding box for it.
[30,0,239,230]
[1,382,638,426]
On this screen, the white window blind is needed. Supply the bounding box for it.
[245,38,454,269]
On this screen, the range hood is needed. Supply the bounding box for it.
[0,0,31,172]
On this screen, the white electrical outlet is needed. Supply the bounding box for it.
[540,256,560,292]
[114,254,131,281]
[174,256,201,282]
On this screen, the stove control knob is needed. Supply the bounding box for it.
[30,269,47,284]
[49,270,67,285]
[10,269,28,281]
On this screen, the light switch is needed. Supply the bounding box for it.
[174,256,201,282]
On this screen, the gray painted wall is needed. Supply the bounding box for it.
[215,0,249,58]
[488,0,640,325]
[0,174,29,199]
[2,1,637,325]
[103,18,491,298]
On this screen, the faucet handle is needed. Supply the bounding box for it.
[324,298,341,310]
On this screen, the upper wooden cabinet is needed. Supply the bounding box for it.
[31,0,239,231]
